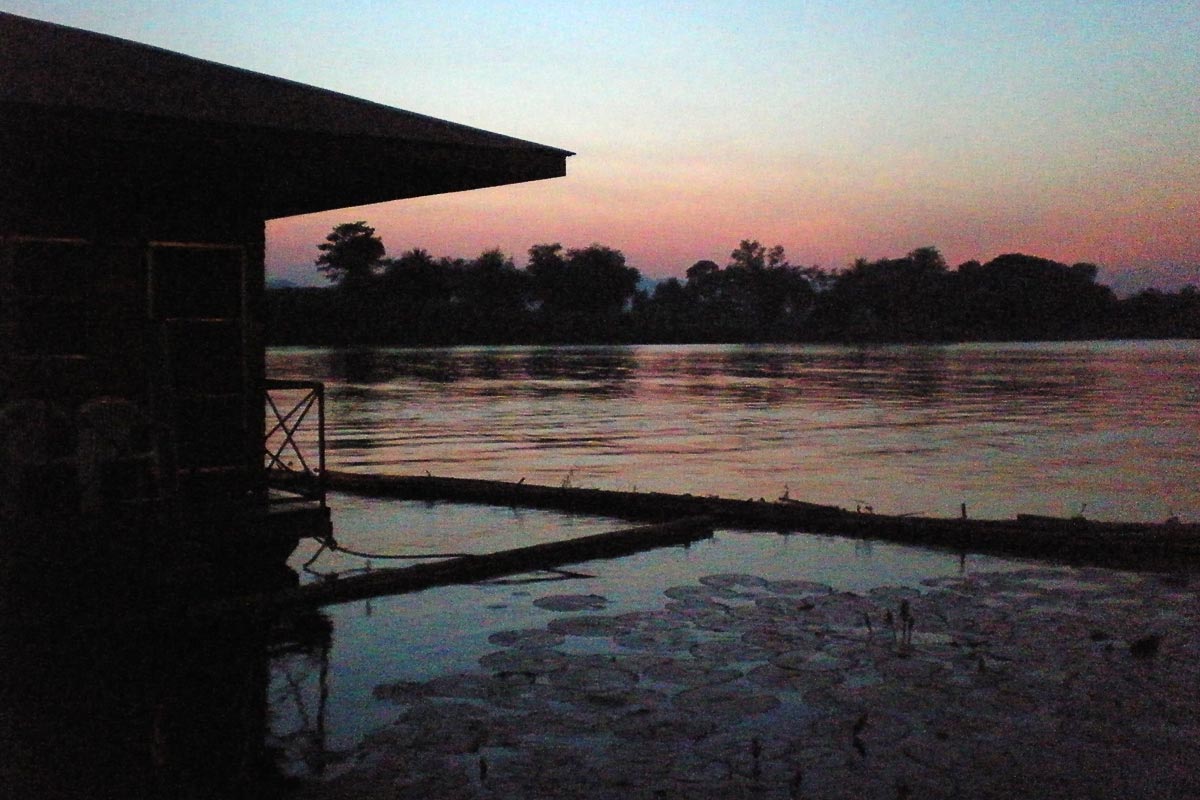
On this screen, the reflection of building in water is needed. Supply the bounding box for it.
[1,607,332,799]
[267,611,336,779]
[0,11,570,582]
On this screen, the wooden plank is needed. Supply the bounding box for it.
[320,471,1200,569]
[323,471,843,526]
[199,516,713,615]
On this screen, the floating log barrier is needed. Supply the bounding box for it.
[203,516,714,614]
[323,471,1200,570]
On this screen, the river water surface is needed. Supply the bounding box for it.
[261,340,1199,773]
[262,340,1199,775]
[269,340,1199,522]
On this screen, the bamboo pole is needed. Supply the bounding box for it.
[199,515,714,615]
[320,471,1200,569]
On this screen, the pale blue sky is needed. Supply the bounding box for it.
[7,1,1198,291]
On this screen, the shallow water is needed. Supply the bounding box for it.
[276,497,1032,767]
[269,340,1200,522]
[304,565,1200,799]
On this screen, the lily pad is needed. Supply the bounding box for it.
[615,627,697,652]
[699,573,769,591]
[546,663,639,694]
[754,595,818,617]
[690,639,772,664]
[398,701,494,754]
[670,752,732,783]
[742,626,823,653]
[479,648,567,675]
[533,594,611,612]
[425,671,534,701]
[642,658,742,687]
[868,586,924,604]
[614,610,678,629]
[765,579,834,596]
[664,585,717,600]
[772,649,855,672]
[372,680,426,704]
[673,685,780,718]
[745,663,840,693]
[548,615,630,637]
[488,628,567,648]
[611,708,718,741]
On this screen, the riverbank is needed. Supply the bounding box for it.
[295,564,1198,799]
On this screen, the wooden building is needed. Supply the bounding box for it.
[0,12,570,574]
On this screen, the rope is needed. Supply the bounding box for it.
[301,534,597,586]
[329,542,474,560]
[302,538,331,572]
[302,533,474,578]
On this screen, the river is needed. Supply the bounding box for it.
[263,339,1199,774]
[268,340,1200,523]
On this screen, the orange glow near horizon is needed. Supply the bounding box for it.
[267,167,1198,292]
[228,1,1197,295]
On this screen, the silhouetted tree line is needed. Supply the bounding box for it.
[266,222,1199,346]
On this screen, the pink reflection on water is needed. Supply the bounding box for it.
[269,341,1200,522]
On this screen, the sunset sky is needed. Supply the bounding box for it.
[11,1,1199,292]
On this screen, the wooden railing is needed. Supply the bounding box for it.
[264,379,326,508]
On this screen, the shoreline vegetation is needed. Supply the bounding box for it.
[267,222,1199,347]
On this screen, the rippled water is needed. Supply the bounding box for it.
[269,340,1199,522]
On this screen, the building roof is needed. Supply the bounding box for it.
[0,12,572,219]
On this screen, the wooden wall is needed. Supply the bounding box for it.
[1,115,270,515]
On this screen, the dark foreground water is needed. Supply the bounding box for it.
[270,340,1200,522]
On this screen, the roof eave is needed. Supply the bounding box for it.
[0,11,572,219]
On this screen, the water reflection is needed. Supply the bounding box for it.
[269,341,1200,521]
[329,348,463,385]
[279,500,1041,763]
[298,343,1057,405]
[266,612,334,780]
[1,601,332,798]
[524,346,634,381]
[323,345,640,398]
[708,344,1098,407]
